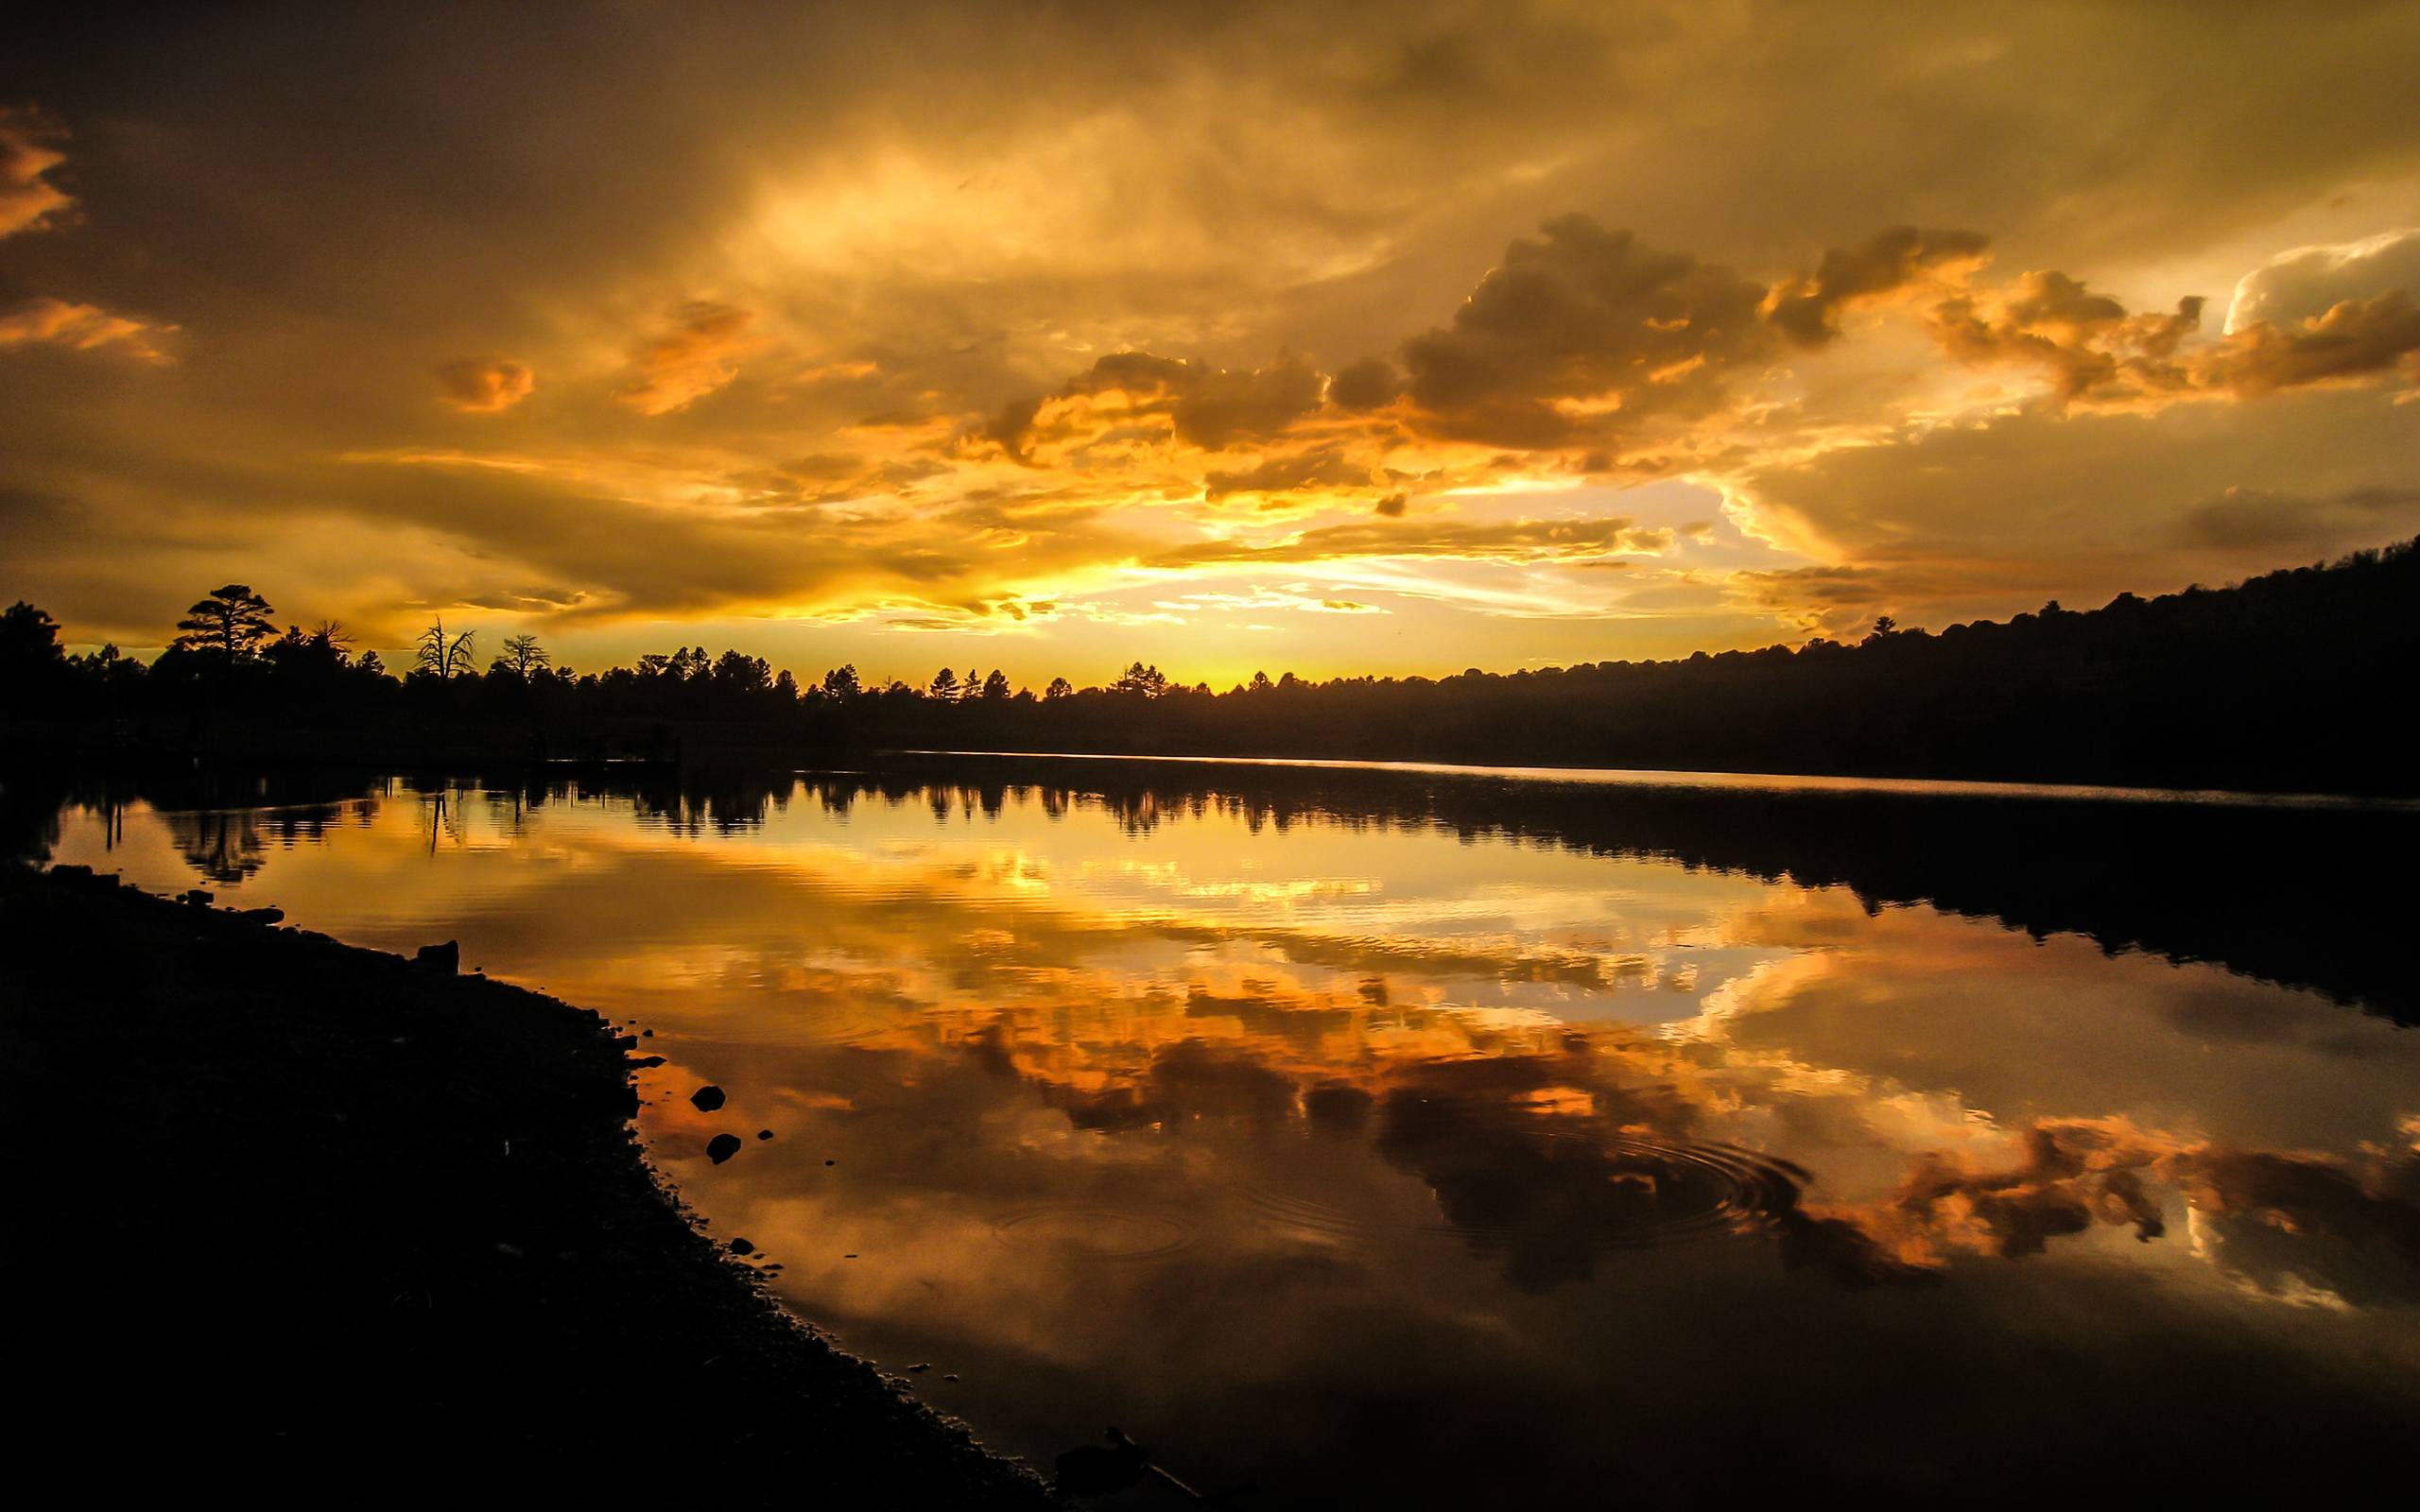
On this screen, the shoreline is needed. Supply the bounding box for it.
[1,864,1055,1507]
[885,747,2420,812]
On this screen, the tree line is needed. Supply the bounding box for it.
[4,535,2416,793]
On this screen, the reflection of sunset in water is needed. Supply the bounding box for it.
[46,769,2420,1504]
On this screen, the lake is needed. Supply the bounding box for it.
[30,755,2420,1504]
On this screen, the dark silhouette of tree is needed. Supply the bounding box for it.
[2,600,63,666]
[173,585,276,660]
[7,534,2419,795]
[1112,662,1169,697]
[262,623,357,696]
[3,600,63,657]
[417,616,476,681]
[1,600,69,710]
[711,649,771,697]
[494,633,550,679]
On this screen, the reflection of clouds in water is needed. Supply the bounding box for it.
[2180,1135,2420,1309]
[850,973,2420,1306]
[1074,855,1380,907]
[1791,1116,2420,1302]
[62,779,2420,1314]
[43,772,2420,1501]
[138,783,2420,1306]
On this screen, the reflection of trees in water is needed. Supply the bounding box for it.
[9,767,387,871]
[804,776,1277,839]
[24,758,2416,1020]
[480,784,545,841]
[617,771,790,837]
[803,760,2420,1022]
[166,800,368,883]
[169,808,268,883]
[418,788,464,853]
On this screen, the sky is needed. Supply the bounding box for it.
[4,0,2418,688]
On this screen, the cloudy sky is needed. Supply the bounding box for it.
[5,1,2418,684]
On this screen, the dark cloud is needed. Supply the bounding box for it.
[1171,352,1326,450]
[1203,444,1373,499]
[2196,290,2420,399]
[1396,215,1772,448]
[993,350,1328,459]
[432,357,533,413]
[1728,562,1903,616]
[1761,225,1991,348]
[1327,354,1401,409]
[1043,1037,1302,1134]
[2179,483,2420,551]
[981,395,1044,462]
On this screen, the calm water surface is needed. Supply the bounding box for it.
[39,758,2420,1504]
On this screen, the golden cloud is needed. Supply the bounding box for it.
[1928,269,2420,408]
[1202,444,1378,501]
[1927,270,2205,404]
[1154,516,1670,571]
[989,350,1331,463]
[0,296,173,363]
[618,301,755,415]
[2225,229,2420,332]
[2195,290,2420,400]
[0,107,71,239]
[1761,225,1993,348]
[10,1,2420,669]
[1798,1114,2420,1301]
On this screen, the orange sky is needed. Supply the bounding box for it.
[4,3,2419,687]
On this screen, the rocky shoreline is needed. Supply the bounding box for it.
[2,864,1054,1507]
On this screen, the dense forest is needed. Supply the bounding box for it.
[3,537,2415,794]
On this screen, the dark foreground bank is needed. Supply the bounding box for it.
[1,866,1054,1508]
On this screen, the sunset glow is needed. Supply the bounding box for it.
[6,5,2418,685]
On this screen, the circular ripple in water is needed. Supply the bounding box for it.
[1239,1134,1807,1252]
[993,1206,1199,1261]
